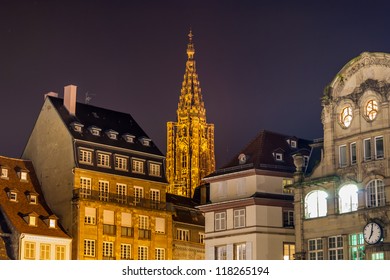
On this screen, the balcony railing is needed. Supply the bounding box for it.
[121,226,134,237]
[103,224,116,235]
[138,229,151,240]
[73,189,167,210]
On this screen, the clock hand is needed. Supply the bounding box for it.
[369,224,374,240]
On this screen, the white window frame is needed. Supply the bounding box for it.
[155,248,165,260]
[55,245,66,260]
[97,152,111,167]
[275,153,283,161]
[366,179,386,207]
[149,162,161,177]
[103,241,114,258]
[375,136,384,160]
[215,246,227,260]
[328,236,343,260]
[24,241,36,260]
[338,184,358,214]
[308,238,323,260]
[233,209,245,228]
[364,138,372,161]
[350,142,357,165]
[349,233,365,260]
[79,149,93,164]
[116,183,127,203]
[84,239,96,257]
[121,243,132,260]
[138,246,148,260]
[176,228,190,241]
[84,207,96,225]
[99,180,109,202]
[305,190,328,218]
[150,189,160,202]
[80,177,92,198]
[199,233,205,244]
[139,215,149,230]
[115,156,128,171]
[132,159,145,174]
[234,243,247,260]
[40,243,51,260]
[215,212,226,231]
[339,145,347,167]
[1,168,8,178]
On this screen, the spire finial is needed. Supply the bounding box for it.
[187,28,195,59]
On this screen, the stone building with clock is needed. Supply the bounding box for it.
[291,52,390,260]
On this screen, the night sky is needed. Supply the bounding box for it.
[1,0,390,168]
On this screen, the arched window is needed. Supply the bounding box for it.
[365,100,378,121]
[338,184,358,213]
[340,106,353,128]
[305,190,328,218]
[366,179,385,207]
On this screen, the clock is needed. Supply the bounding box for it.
[363,222,383,245]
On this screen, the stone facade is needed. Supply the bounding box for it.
[293,52,390,260]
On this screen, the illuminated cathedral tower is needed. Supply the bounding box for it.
[166,31,215,198]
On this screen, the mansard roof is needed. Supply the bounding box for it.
[207,130,312,177]
[166,193,205,226]
[0,156,70,239]
[48,96,164,157]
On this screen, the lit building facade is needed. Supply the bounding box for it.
[22,86,172,260]
[292,52,390,260]
[199,130,311,260]
[0,156,71,260]
[166,31,215,198]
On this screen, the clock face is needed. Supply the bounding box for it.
[363,222,383,245]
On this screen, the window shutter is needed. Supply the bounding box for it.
[155,217,165,233]
[85,207,96,218]
[246,242,252,260]
[121,212,132,227]
[103,210,114,225]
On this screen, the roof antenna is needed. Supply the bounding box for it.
[85,92,95,104]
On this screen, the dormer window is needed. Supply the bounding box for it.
[140,137,151,147]
[19,171,28,181]
[44,215,58,228]
[88,126,102,136]
[70,122,84,133]
[49,219,56,228]
[24,212,38,227]
[105,129,119,140]
[275,153,283,161]
[122,133,135,143]
[8,190,18,202]
[1,167,8,179]
[27,192,38,204]
[287,139,297,148]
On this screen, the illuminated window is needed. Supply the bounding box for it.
[20,171,28,181]
[155,248,165,260]
[305,190,328,218]
[181,153,187,169]
[115,156,128,171]
[234,243,247,260]
[84,239,96,257]
[372,252,384,260]
[375,136,384,159]
[282,178,293,194]
[9,191,18,202]
[233,209,245,228]
[121,244,132,260]
[29,194,37,204]
[339,184,358,213]
[283,243,295,260]
[138,246,148,260]
[176,229,189,241]
[55,245,66,260]
[134,186,143,203]
[139,215,149,229]
[29,215,37,226]
[84,184,98,205]
[215,212,226,231]
[138,246,149,260]
[339,145,347,167]
[215,246,227,260]
[308,238,323,260]
[150,189,160,202]
[350,142,357,165]
[1,168,8,179]
[132,159,144,174]
[99,180,109,201]
[365,100,378,121]
[40,244,51,260]
[79,149,93,164]
[49,218,56,228]
[328,236,343,260]
[97,152,110,167]
[103,242,114,259]
[340,106,353,128]
[366,179,385,207]
[149,162,161,177]
[349,233,365,260]
[24,242,36,260]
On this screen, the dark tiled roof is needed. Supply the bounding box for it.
[304,138,323,175]
[208,130,312,177]
[166,193,204,226]
[0,156,70,239]
[48,96,164,156]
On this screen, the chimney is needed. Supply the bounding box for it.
[64,85,77,115]
[44,92,58,100]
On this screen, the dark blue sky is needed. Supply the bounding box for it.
[1,0,390,168]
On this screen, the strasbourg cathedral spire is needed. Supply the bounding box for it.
[166,30,216,198]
